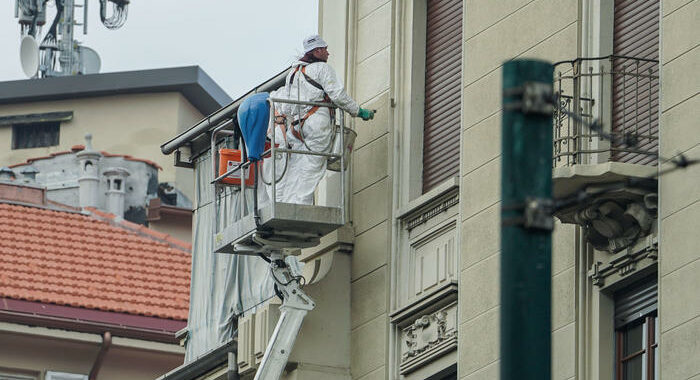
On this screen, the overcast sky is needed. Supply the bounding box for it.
[0,0,318,99]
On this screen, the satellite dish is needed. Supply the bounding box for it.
[20,35,40,78]
[78,46,101,75]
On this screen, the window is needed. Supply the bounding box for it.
[0,375,36,380]
[422,0,463,193]
[12,122,60,149]
[0,368,38,380]
[616,313,658,380]
[44,372,88,380]
[614,278,658,380]
[426,364,457,380]
[610,0,660,165]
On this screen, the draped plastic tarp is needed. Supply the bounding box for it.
[184,152,276,362]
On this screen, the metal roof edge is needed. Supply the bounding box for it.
[160,67,289,155]
[0,66,232,115]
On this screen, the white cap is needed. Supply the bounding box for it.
[303,34,328,54]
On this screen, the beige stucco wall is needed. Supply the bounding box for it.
[658,1,700,379]
[149,217,193,244]
[321,0,699,379]
[0,92,202,201]
[458,1,579,379]
[331,0,394,379]
[0,325,184,380]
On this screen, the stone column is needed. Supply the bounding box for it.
[104,167,130,218]
[76,134,102,209]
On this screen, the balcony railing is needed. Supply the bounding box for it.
[553,55,659,167]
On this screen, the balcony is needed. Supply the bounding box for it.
[551,56,660,280]
[553,55,659,169]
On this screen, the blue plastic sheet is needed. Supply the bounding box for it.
[237,92,270,161]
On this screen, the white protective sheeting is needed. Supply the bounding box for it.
[184,151,300,362]
[268,61,359,205]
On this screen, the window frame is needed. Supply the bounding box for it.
[615,312,658,380]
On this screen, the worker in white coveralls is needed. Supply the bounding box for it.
[269,34,375,205]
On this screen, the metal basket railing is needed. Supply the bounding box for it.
[210,97,348,232]
[553,55,659,167]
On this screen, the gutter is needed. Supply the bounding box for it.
[89,331,112,380]
[156,339,237,380]
[160,68,289,156]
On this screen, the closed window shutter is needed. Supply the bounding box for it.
[423,0,463,193]
[611,0,659,165]
[614,278,657,328]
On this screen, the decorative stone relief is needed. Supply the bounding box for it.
[406,194,459,230]
[399,302,457,374]
[393,186,459,376]
[588,235,658,287]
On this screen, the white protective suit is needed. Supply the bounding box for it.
[267,60,360,205]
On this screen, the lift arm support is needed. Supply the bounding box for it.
[254,254,315,380]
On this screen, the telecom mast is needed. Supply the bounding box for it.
[14,0,129,78]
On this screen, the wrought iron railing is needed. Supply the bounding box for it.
[553,55,659,167]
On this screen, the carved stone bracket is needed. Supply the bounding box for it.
[556,185,657,253]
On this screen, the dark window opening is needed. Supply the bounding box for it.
[12,122,60,149]
[616,313,657,380]
[615,278,658,380]
[426,363,457,380]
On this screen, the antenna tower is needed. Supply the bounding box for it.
[14,0,129,78]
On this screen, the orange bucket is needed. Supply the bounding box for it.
[218,149,255,186]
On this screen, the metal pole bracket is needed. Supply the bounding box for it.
[503,197,555,231]
[503,81,554,115]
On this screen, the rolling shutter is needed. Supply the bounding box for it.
[611,0,660,165]
[423,0,463,193]
[614,278,657,328]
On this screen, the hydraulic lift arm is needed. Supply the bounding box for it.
[253,253,315,380]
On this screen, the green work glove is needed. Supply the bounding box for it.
[358,108,375,121]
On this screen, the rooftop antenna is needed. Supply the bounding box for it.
[14,0,129,78]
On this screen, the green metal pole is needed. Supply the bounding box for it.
[501,59,554,380]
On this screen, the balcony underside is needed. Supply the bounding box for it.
[213,202,344,255]
[553,161,657,199]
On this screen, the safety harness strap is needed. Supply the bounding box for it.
[288,65,335,143]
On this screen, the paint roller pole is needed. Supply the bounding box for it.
[500,59,553,380]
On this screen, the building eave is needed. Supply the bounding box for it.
[0,66,231,116]
[0,298,186,344]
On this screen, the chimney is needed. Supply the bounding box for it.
[20,166,39,182]
[0,167,15,181]
[76,134,102,208]
[104,167,130,218]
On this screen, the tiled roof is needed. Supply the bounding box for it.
[0,202,191,321]
[8,145,164,170]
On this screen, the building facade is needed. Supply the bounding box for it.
[330,0,697,379]
[160,0,698,379]
[0,66,231,204]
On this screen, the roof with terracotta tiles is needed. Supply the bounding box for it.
[8,145,164,170]
[0,202,191,321]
